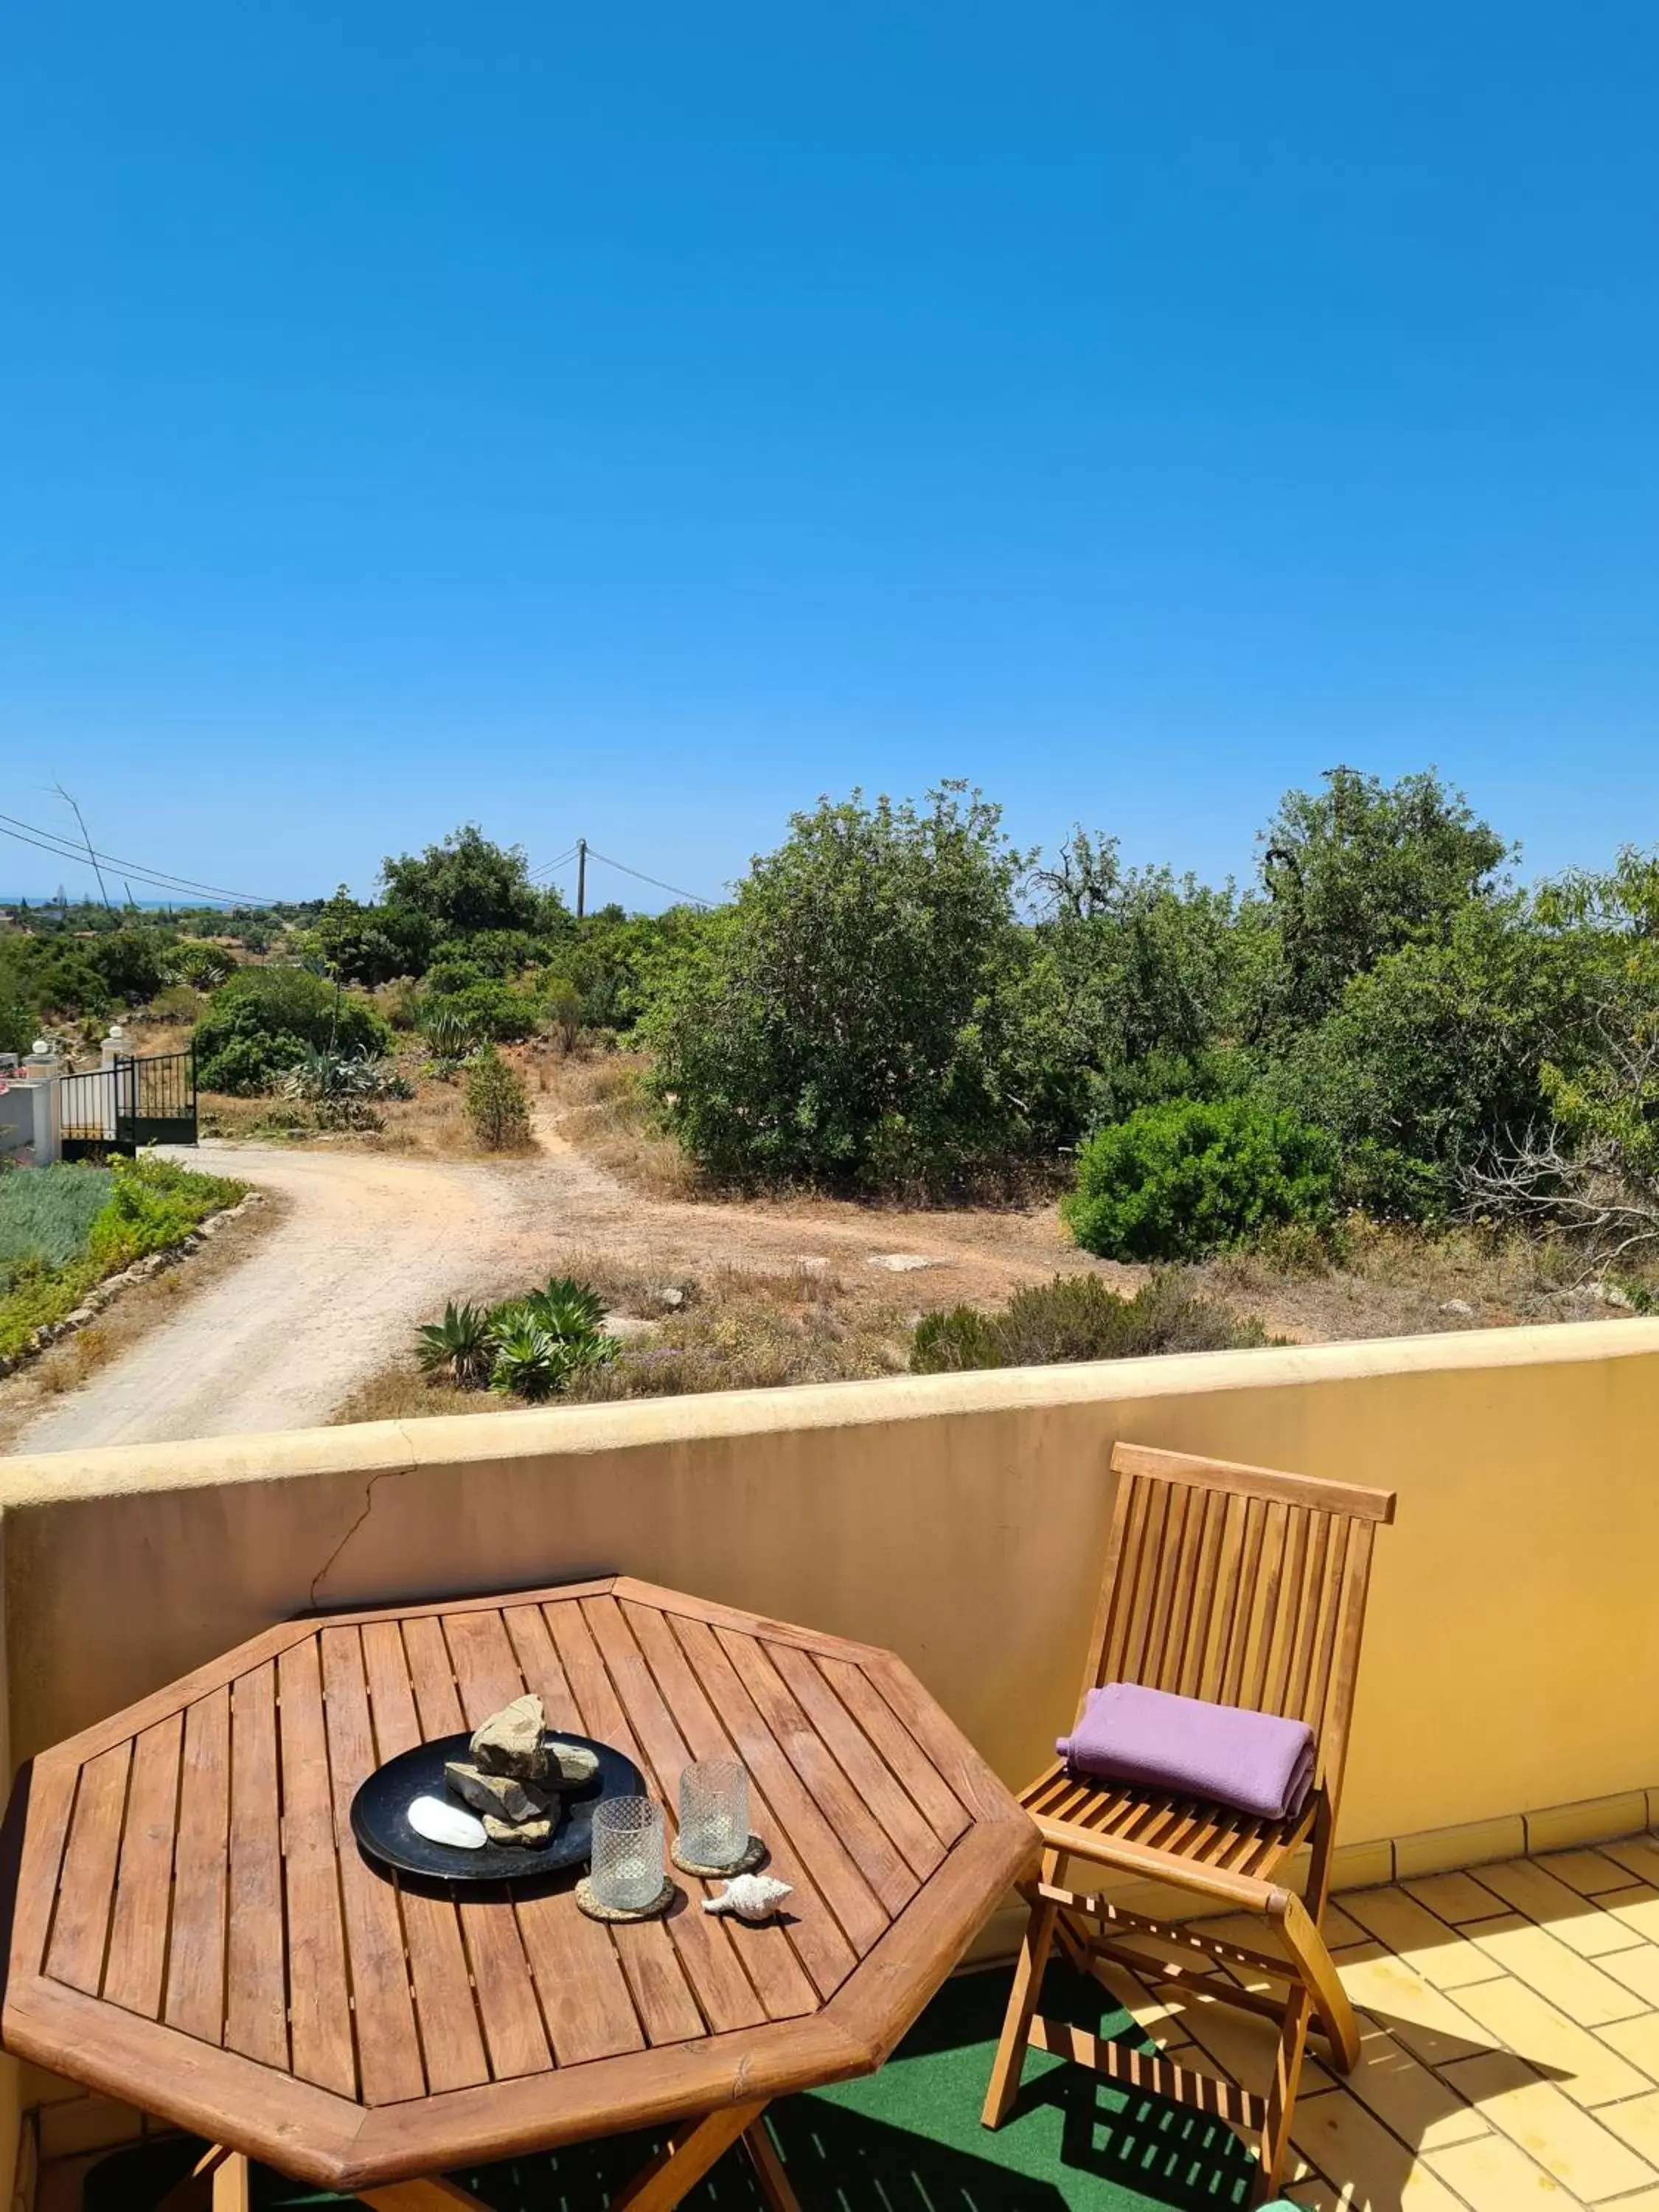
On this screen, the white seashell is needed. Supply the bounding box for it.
[703,1873,793,1922]
[407,1793,487,1849]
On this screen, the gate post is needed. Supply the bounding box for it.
[21,1041,63,1165]
[99,1023,128,1144]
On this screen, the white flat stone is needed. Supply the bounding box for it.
[407,1793,487,1849]
[866,1253,936,1273]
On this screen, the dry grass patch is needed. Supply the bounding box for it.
[539,1051,706,1196]
[201,1045,541,1158]
[330,1259,910,1427]
[570,1262,911,1400]
[1200,1217,1648,1340]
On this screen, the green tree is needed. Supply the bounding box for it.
[84,928,171,1004]
[1018,831,1274,1141]
[0,992,33,1057]
[1534,851,1659,1182]
[193,967,392,1094]
[1265,894,1600,1214]
[645,785,1032,1189]
[1259,767,1510,1026]
[311,886,434,986]
[543,905,705,1034]
[379,826,568,942]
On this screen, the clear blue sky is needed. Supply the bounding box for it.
[2,4,1656,909]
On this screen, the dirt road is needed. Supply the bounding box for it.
[7,1135,1100,1453]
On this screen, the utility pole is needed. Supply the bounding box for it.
[55,784,114,911]
[576,838,587,921]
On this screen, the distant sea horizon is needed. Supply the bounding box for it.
[0,894,280,911]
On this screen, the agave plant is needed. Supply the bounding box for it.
[166,943,232,990]
[422,1007,482,1065]
[414,1301,495,1388]
[488,1318,560,1402]
[521,1276,608,1339]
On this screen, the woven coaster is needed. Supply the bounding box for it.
[671,1833,768,1879]
[574,1874,678,1924]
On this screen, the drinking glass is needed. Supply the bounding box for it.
[679,1757,748,1868]
[589,1796,664,1911]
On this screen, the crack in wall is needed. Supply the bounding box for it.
[307,1431,417,1610]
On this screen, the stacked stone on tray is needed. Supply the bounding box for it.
[443,1693,601,1848]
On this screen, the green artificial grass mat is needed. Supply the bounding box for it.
[81,1963,1261,2211]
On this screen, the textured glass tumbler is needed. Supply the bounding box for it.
[590,1797,664,1911]
[679,1758,748,1868]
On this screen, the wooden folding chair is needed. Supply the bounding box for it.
[981,1442,1396,2205]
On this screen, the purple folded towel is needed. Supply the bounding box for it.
[1057,1682,1315,1823]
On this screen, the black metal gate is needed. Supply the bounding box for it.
[61,1049,198,1161]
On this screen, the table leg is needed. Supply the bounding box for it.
[608,2098,771,2211]
[153,2144,233,2212]
[211,2152,250,2212]
[743,2113,802,2211]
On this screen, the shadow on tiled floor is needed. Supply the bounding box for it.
[70,1838,1659,2212]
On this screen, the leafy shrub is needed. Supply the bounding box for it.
[1062,1097,1336,1261]
[85,929,171,1004]
[196,1033,304,1096]
[0,993,35,1057]
[421,978,540,1044]
[545,979,582,1053]
[911,1270,1270,1373]
[149,983,207,1023]
[373,977,423,1031]
[464,1048,532,1150]
[195,967,391,1094]
[456,929,547,978]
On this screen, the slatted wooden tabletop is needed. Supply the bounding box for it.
[1,1576,1037,2192]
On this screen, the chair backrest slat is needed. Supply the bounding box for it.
[1217,1494,1265,1708]
[1082,1444,1395,1817]
[1174,1486,1227,1699]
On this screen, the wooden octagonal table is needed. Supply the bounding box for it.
[1,1576,1037,2210]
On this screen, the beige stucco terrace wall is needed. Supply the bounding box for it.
[3,1318,1658,1851]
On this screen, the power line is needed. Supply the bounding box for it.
[582,846,714,910]
[0,812,273,905]
[0,810,279,908]
[0,818,264,908]
[529,844,580,883]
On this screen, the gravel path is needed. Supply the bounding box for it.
[7,1134,1105,1453]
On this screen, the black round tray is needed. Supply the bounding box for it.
[350,1731,643,1884]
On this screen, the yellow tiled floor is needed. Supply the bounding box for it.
[1100,1839,1659,2210]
